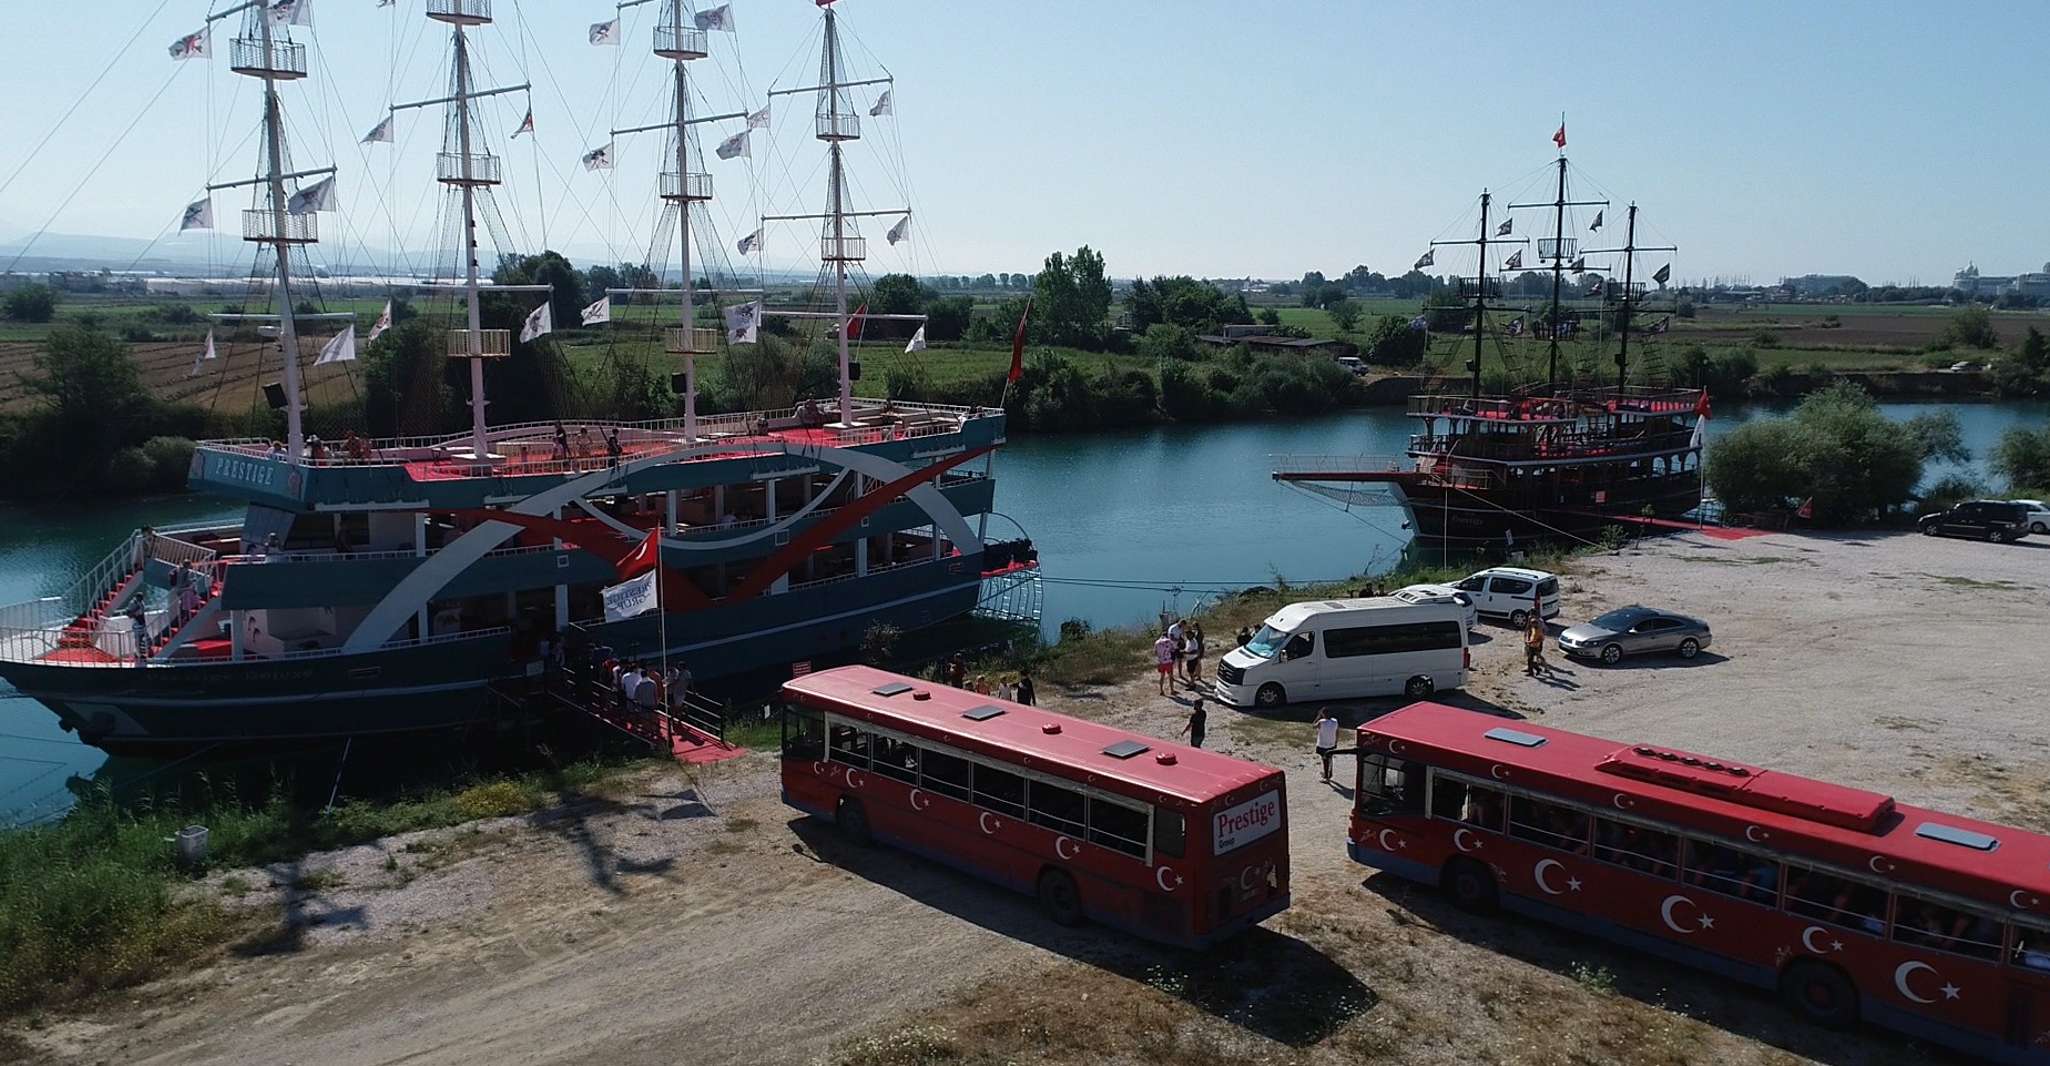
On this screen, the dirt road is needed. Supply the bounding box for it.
[16,529,2049,1065]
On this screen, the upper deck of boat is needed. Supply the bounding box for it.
[1406,385,1705,425]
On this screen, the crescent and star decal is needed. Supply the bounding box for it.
[1377,829,1407,852]
[811,761,826,777]
[1386,739,1407,755]
[978,812,1001,836]
[1452,828,1483,853]
[2012,890,2041,910]
[1156,866,1183,892]
[1799,926,1844,954]
[1660,894,1715,935]
[1240,866,1259,892]
[1532,859,1581,896]
[1869,855,1896,875]
[1744,825,1770,843]
[1893,960,1961,1004]
[844,769,865,790]
[1055,836,1079,860]
[1611,793,1634,810]
[1490,764,1510,781]
[908,789,931,811]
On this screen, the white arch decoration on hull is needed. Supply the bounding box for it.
[342,440,983,653]
[569,469,852,550]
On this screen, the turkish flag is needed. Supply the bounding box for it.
[1694,392,1711,421]
[617,529,661,580]
[1553,123,1567,150]
[1796,498,1815,520]
[1007,298,1034,383]
[848,303,867,342]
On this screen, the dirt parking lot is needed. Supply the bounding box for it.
[13,529,2050,1066]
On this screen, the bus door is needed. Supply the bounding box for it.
[2010,921,2050,1057]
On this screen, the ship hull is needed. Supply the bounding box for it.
[1397,471,1705,554]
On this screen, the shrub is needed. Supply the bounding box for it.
[1363,314,1428,367]
[1675,299,1696,319]
[1946,306,2000,349]
[1917,474,1989,515]
[101,446,156,495]
[3,285,58,322]
[1752,329,1780,348]
[1158,360,1213,421]
[1135,323,1200,363]
[140,436,197,491]
[1706,382,1947,524]
[883,363,933,402]
[1991,425,2050,492]
[858,622,901,665]
[149,303,203,326]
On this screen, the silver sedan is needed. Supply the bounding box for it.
[1557,606,1712,665]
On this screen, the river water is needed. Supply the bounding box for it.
[2,400,2041,821]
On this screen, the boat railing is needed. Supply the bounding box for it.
[786,553,951,594]
[0,622,514,668]
[1270,454,1418,476]
[1408,387,1705,422]
[220,542,562,567]
[1408,428,1701,460]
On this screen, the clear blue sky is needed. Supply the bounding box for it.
[1,0,2045,286]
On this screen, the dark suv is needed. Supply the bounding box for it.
[1918,500,2032,542]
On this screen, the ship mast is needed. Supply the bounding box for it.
[1427,191,1527,398]
[1584,202,1675,393]
[1508,146,1605,389]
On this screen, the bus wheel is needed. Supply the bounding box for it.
[1037,868,1085,927]
[1441,857,1497,913]
[1779,961,1858,1030]
[1255,683,1286,709]
[1404,675,1435,699]
[835,797,872,847]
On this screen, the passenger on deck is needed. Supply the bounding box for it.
[342,430,369,461]
[552,422,570,460]
[576,427,594,457]
[307,435,327,462]
[266,440,285,462]
[798,399,824,427]
[605,429,623,467]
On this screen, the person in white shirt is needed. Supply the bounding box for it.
[1315,709,1342,783]
[619,663,643,707]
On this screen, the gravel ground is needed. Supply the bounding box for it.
[13,528,2049,1065]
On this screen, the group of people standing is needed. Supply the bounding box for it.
[1151,618,1207,696]
[592,647,694,717]
[937,652,1035,706]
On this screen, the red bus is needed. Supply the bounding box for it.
[1348,702,2050,1064]
[780,666,1289,947]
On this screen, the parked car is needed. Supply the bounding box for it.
[1390,583,1479,630]
[1335,356,1368,377]
[1557,606,1712,665]
[1917,500,2032,542]
[1451,567,1560,627]
[2012,499,2050,536]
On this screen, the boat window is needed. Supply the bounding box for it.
[2011,921,2050,973]
[1357,752,1423,817]
[870,734,919,784]
[1893,892,2003,961]
[972,763,1026,818]
[1783,866,1887,937]
[1089,798,1148,859]
[1593,817,1680,880]
[919,747,973,802]
[1429,775,1504,833]
[1154,808,1186,859]
[1683,839,1779,907]
[781,704,825,760]
[827,723,870,768]
[1243,624,1290,659]
[1027,779,1087,837]
[1508,796,1590,855]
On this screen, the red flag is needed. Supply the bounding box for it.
[1007,298,1034,383]
[1796,498,1815,520]
[848,303,867,342]
[617,529,661,580]
[1694,392,1712,421]
[1553,122,1566,150]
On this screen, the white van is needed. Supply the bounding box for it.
[1213,598,1469,709]
[1452,566,1561,627]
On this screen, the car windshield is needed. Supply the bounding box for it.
[1243,624,1292,659]
[1591,607,1653,630]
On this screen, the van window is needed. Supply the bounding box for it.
[1535,578,1558,597]
[1327,621,1463,658]
[1454,575,1487,592]
[1489,576,1533,595]
[1283,631,1315,660]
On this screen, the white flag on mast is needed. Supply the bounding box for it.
[361,114,393,144]
[735,229,762,255]
[715,130,749,160]
[723,300,761,345]
[366,300,393,343]
[746,105,770,129]
[189,329,218,377]
[168,29,209,60]
[601,569,659,622]
[286,175,336,215]
[588,18,620,45]
[885,216,910,245]
[519,301,554,342]
[269,0,313,27]
[580,296,611,326]
[904,325,926,353]
[868,90,893,117]
[313,324,357,366]
[694,4,735,31]
[178,198,213,231]
[581,143,613,170]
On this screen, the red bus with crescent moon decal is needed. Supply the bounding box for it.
[780,666,1289,947]
[1348,702,2050,1064]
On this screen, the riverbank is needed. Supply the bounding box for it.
[12,527,2047,1064]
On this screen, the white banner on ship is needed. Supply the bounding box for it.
[602,570,658,622]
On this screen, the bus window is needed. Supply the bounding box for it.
[1593,818,1679,880]
[828,723,871,767]
[1508,796,1590,855]
[2012,922,2050,973]
[782,704,824,760]
[1683,839,1779,907]
[973,763,1027,818]
[1027,779,1086,837]
[1783,866,1886,936]
[1893,893,2003,961]
[1089,797,1149,859]
[919,747,973,802]
[1428,774,1504,833]
[871,735,918,784]
[1154,808,1186,859]
[1358,753,1423,816]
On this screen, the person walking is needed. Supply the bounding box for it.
[1179,698,1207,749]
[1524,617,1548,677]
[1315,708,1341,783]
[1014,669,1036,706]
[1184,623,1206,683]
[1153,631,1176,695]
